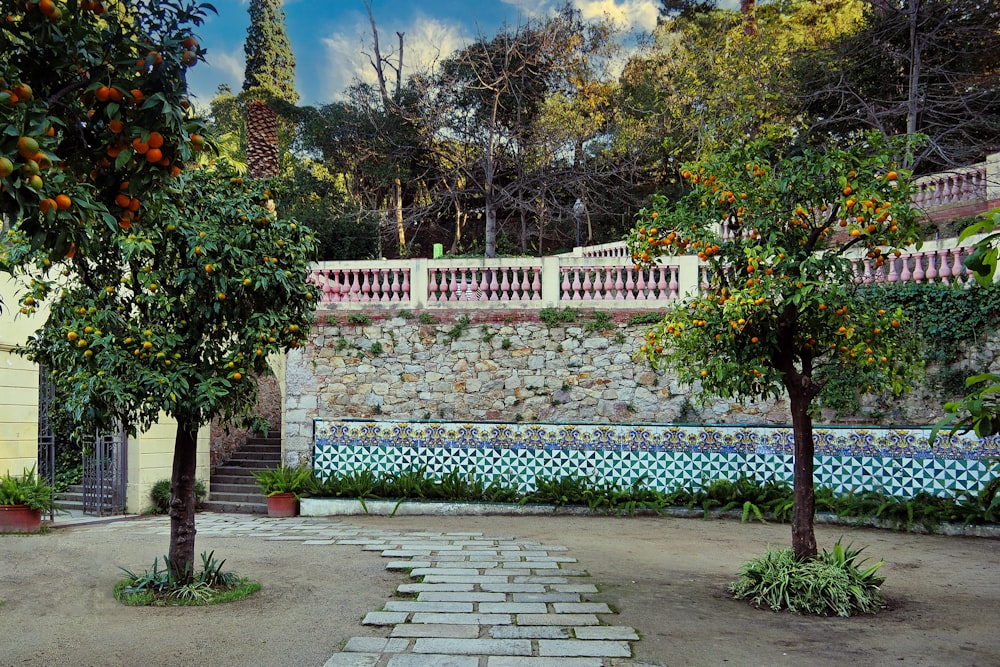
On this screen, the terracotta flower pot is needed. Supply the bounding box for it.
[0,505,43,533]
[266,492,298,518]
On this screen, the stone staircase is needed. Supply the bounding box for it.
[54,484,120,515]
[202,431,282,514]
[55,484,85,512]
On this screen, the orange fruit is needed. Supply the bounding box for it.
[17,136,39,158]
[232,372,242,381]
[0,157,13,178]
[40,198,57,213]
[95,85,111,102]
[11,82,32,101]
[131,138,149,154]
[147,131,164,149]
[55,194,72,211]
[38,0,55,15]
[145,148,162,163]
[108,119,124,133]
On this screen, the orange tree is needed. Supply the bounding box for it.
[1,1,316,580]
[628,132,922,559]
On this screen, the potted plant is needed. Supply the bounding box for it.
[0,465,57,533]
[252,465,312,517]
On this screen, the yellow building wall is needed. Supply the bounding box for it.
[0,275,43,477]
[3,276,210,508]
[126,417,211,514]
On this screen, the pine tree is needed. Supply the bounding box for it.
[243,0,298,103]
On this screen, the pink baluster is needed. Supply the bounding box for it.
[347,269,359,301]
[330,271,343,303]
[634,269,649,300]
[614,267,625,299]
[498,268,510,301]
[669,266,679,299]
[428,268,441,302]
[925,252,938,283]
[510,268,523,300]
[899,254,912,283]
[863,258,874,284]
[599,268,612,301]
[531,266,541,300]
[582,268,593,300]
[487,268,499,301]
[378,270,390,301]
[656,266,670,298]
[572,268,583,300]
[913,253,925,283]
[448,268,459,302]
[886,255,899,283]
[951,248,972,285]
[624,268,636,300]
[560,268,571,300]
[401,268,411,302]
[938,249,952,285]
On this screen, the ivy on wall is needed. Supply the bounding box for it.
[818,282,1000,417]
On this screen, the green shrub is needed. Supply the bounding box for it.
[149,479,207,514]
[115,550,257,606]
[729,541,885,616]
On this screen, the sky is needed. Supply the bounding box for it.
[185,0,675,109]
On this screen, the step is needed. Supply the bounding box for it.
[209,481,260,496]
[243,437,281,447]
[225,453,281,463]
[207,491,266,504]
[210,474,259,487]
[201,500,267,514]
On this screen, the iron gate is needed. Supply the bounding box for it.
[82,425,127,516]
[37,367,56,522]
[37,366,127,517]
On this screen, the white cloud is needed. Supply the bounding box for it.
[501,0,659,33]
[209,48,246,90]
[320,13,470,102]
[572,0,659,33]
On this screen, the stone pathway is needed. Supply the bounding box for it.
[104,514,640,666]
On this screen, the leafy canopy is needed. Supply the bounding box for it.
[1,0,316,435]
[628,132,923,406]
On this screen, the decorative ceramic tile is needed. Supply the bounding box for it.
[313,419,999,497]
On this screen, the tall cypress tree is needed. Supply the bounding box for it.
[243,0,298,104]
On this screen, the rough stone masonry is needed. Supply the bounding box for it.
[281,311,999,466]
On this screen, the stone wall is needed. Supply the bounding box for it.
[283,310,1000,465]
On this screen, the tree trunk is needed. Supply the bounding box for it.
[787,384,817,560]
[394,177,406,255]
[741,0,758,37]
[169,422,199,582]
[906,0,921,140]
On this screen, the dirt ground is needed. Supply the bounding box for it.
[1,512,999,667]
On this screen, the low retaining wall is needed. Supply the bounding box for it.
[313,419,999,498]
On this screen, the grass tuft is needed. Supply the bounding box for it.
[729,540,885,616]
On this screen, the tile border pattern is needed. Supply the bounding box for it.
[315,420,1000,497]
